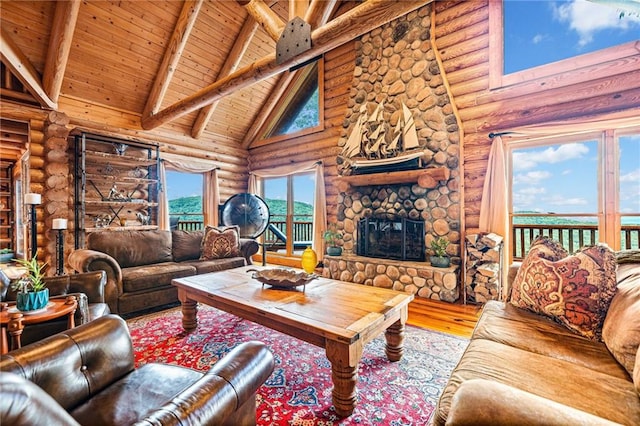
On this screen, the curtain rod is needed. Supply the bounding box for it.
[488,131,515,138]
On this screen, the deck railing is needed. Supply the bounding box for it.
[512,223,640,260]
[169,214,314,249]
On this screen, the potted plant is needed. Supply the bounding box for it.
[11,255,49,311]
[323,223,343,256]
[429,237,450,268]
[0,248,14,263]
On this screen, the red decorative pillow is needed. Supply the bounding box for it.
[510,236,617,340]
[200,225,241,260]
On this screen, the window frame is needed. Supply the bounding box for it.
[256,59,325,145]
[506,125,640,260]
[488,0,639,91]
[260,170,316,260]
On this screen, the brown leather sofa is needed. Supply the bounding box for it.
[0,314,275,425]
[435,256,640,425]
[68,229,259,314]
[0,270,110,347]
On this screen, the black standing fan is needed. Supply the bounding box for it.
[220,193,270,265]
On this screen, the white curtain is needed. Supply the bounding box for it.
[479,135,509,299]
[249,161,327,255]
[159,152,220,230]
[479,135,508,237]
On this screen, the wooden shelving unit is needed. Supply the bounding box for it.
[0,162,14,250]
[74,133,160,248]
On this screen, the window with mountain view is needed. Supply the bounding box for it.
[261,61,323,140]
[509,130,640,258]
[262,172,315,257]
[166,171,203,229]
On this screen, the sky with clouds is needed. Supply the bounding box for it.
[504,0,640,73]
[511,137,640,219]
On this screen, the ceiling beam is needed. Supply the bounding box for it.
[0,28,56,110]
[191,16,260,139]
[42,0,80,103]
[290,0,309,19]
[141,0,428,131]
[241,0,338,147]
[242,0,285,41]
[142,0,204,118]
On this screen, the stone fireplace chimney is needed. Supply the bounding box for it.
[325,5,461,303]
[337,5,460,261]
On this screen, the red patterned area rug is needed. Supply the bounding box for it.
[127,305,468,425]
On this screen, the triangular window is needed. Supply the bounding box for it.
[261,60,323,141]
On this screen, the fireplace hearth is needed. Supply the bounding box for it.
[357,217,425,261]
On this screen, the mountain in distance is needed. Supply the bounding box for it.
[169,196,313,219]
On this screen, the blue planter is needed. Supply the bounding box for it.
[430,256,451,268]
[16,288,49,311]
[326,246,342,256]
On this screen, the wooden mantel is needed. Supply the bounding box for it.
[336,166,450,192]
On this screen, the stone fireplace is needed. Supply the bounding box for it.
[323,5,461,303]
[357,216,425,261]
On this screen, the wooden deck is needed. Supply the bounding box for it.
[407,298,482,339]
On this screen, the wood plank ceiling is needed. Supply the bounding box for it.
[0,0,427,150]
[0,0,282,147]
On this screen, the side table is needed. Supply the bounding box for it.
[0,296,77,354]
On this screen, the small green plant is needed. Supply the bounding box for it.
[430,237,449,257]
[0,248,13,254]
[323,223,343,247]
[11,255,48,293]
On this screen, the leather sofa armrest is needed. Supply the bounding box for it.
[446,379,620,426]
[239,238,260,265]
[136,341,274,426]
[0,372,81,426]
[68,249,122,313]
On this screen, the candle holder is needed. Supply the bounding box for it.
[52,218,67,276]
[24,193,41,260]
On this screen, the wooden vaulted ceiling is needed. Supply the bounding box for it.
[0,0,428,150]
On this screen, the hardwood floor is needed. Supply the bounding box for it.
[407,298,482,339]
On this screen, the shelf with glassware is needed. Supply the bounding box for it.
[74,133,160,248]
[0,162,14,250]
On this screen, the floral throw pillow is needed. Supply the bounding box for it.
[510,236,617,340]
[200,225,241,260]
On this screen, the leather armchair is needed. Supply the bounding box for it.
[0,314,275,426]
[0,271,110,347]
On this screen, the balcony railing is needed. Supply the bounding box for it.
[512,223,640,260]
[169,213,315,251]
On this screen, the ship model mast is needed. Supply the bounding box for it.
[338,101,427,176]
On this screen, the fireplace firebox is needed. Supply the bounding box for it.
[356,217,425,261]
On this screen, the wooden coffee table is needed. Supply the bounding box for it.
[172,265,414,417]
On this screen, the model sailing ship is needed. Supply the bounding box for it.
[337,101,426,175]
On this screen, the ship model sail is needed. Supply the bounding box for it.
[338,101,426,175]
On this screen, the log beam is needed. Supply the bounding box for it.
[290,0,309,20]
[142,0,204,118]
[42,0,81,103]
[191,15,260,139]
[0,28,56,110]
[242,0,286,41]
[141,0,428,131]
